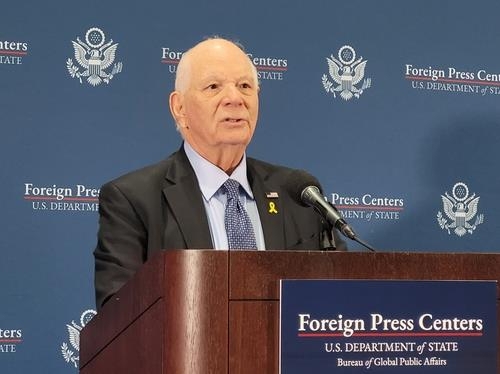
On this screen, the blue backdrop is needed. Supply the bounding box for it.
[1,0,499,371]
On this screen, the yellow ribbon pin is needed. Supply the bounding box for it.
[268,201,278,214]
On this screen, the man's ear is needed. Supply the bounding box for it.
[169,91,187,128]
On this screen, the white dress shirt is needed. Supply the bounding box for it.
[184,142,266,250]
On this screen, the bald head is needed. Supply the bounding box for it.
[175,38,259,93]
[168,37,260,173]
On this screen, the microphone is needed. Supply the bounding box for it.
[302,185,356,239]
[285,170,375,251]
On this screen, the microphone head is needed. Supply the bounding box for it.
[284,169,323,207]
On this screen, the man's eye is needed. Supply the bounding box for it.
[240,83,251,89]
[207,84,218,90]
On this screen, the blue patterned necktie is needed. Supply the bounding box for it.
[222,179,257,250]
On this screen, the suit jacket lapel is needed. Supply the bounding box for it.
[162,148,214,249]
[248,160,286,250]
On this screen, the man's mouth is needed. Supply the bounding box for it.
[224,118,244,123]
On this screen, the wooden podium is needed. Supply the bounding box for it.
[80,250,500,373]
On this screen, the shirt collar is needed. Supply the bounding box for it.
[183,142,254,201]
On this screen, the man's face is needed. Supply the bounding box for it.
[171,40,259,161]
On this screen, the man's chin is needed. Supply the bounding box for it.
[218,130,253,146]
[218,139,251,149]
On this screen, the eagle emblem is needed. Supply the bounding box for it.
[61,309,96,368]
[322,45,371,100]
[67,27,122,86]
[437,182,484,236]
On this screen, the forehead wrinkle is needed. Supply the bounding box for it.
[200,72,255,83]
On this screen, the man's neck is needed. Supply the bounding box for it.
[187,142,245,175]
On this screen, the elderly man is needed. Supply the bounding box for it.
[94,38,346,309]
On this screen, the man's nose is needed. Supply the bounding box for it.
[221,84,244,105]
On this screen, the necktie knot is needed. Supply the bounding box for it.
[223,179,241,200]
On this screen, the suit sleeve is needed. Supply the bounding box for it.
[94,181,147,310]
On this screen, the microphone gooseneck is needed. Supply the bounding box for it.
[301,185,356,239]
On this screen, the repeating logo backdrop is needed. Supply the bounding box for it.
[1,0,499,371]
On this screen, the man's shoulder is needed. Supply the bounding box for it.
[247,157,293,178]
[101,149,185,194]
[106,158,171,187]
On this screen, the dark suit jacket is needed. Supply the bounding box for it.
[94,146,346,309]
